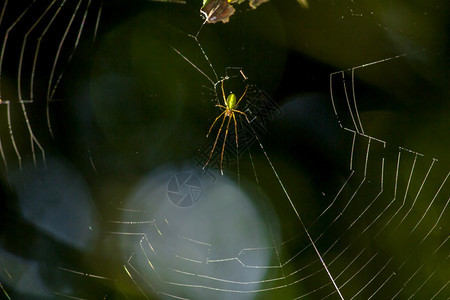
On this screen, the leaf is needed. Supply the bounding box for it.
[248,0,269,9]
[296,0,309,9]
[201,0,236,24]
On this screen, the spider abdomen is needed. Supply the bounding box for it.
[226,93,237,109]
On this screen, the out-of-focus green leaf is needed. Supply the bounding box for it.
[296,0,308,8]
[248,0,269,9]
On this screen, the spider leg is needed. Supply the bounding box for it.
[233,109,248,118]
[204,113,227,169]
[216,104,227,109]
[221,80,227,107]
[220,116,232,175]
[236,84,249,107]
[206,110,226,138]
[232,112,238,153]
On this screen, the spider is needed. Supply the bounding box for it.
[204,80,249,174]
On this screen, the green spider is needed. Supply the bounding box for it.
[204,80,249,174]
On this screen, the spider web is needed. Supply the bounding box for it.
[0,0,103,174]
[0,1,448,299]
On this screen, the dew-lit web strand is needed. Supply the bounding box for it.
[0,0,36,170]
[29,0,68,101]
[330,57,449,297]
[333,248,366,281]
[296,283,334,299]
[46,0,85,138]
[109,176,302,293]
[358,148,399,238]
[188,33,219,82]
[151,256,290,294]
[350,257,393,300]
[49,0,94,103]
[321,253,378,300]
[168,264,286,285]
[18,1,61,167]
[368,271,396,300]
[372,148,424,238]
[111,217,320,295]
[54,268,114,298]
[308,138,386,266]
[418,196,449,244]
[401,152,419,211]
[323,139,446,296]
[0,101,20,170]
[301,129,357,232]
[57,267,113,280]
[88,148,97,173]
[0,0,6,172]
[430,279,449,300]
[350,67,364,133]
[123,253,153,299]
[243,116,344,299]
[0,0,92,170]
[0,0,99,172]
[110,233,160,296]
[306,136,388,262]
[338,253,378,291]
[327,142,447,297]
[393,157,436,231]
[172,47,216,86]
[335,146,428,278]
[163,229,288,288]
[409,171,448,235]
[330,73,388,289]
[109,215,366,296]
[159,292,188,300]
[53,292,88,299]
[0,137,7,172]
[393,259,431,298]
[46,1,100,175]
[305,135,372,250]
[0,0,12,94]
[0,282,11,300]
[407,254,449,300]
[340,71,359,133]
[247,146,288,288]
[393,236,450,298]
[329,54,407,133]
[345,147,384,230]
[308,170,354,229]
[0,1,6,78]
[172,2,223,88]
[370,147,403,240]
[92,0,102,43]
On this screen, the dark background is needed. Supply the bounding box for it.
[0,0,448,299]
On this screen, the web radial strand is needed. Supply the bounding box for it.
[46,0,86,137]
[243,115,345,299]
